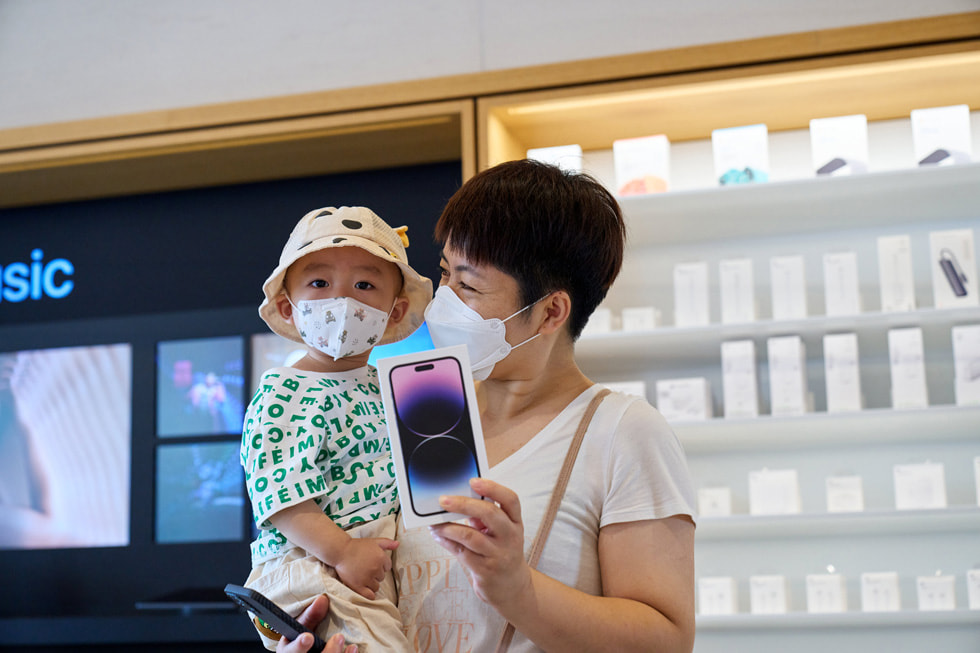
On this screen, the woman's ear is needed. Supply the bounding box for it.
[537,291,572,335]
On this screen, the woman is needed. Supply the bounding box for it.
[282,159,697,653]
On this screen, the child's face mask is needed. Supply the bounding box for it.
[289,295,392,361]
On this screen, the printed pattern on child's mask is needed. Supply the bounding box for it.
[291,296,390,361]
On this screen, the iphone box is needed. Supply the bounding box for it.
[952,325,980,406]
[712,123,770,185]
[826,474,865,513]
[888,327,929,409]
[823,251,861,316]
[698,486,733,517]
[526,143,583,172]
[621,306,661,331]
[917,575,957,611]
[613,134,670,195]
[810,114,869,176]
[968,569,980,610]
[377,345,490,529]
[824,333,863,413]
[750,575,789,614]
[877,234,917,312]
[911,104,973,166]
[656,377,713,422]
[894,462,947,511]
[699,576,739,615]
[768,335,809,416]
[719,258,756,324]
[806,573,848,613]
[861,572,902,612]
[749,468,801,516]
[722,339,759,418]
[770,255,808,320]
[674,261,711,327]
[930,229,978,308]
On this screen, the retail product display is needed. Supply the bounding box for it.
[806,573,848,613]
[698,576,739,615]
[525,143,583,172]
[673,261,710,327]
[823,251,861,316]
[767,335,809,416]
[968,569,980,610]
[930,228,978,308]
[952,324,980,405]
[712,123,770,185]
[721,339,759,418]
[749,575,790,614]
[861,572,902,612]
[916,574,957,611]
[602,380,647,399]
[697,486,733,517]
[974,457,980,506]
[620,305,660,331]
[655,377,712,422]
[770,255,807,321]
[581,306,613,335]
[748,468,801,516]
[911,104,973,166]
[809,114,869,176]
[893,462,947,511]
[719,258,756,324]
[825,474,865,513]
[877,234,917,312]
[888,327,929,409]
[613,134,670,195]
[823,333,863,413]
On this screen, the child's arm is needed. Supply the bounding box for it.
[268,500,398,600]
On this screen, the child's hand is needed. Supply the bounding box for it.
[334,537,399,600]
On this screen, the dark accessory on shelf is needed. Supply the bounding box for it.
[939,248,969,297]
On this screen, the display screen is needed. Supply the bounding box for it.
[157,336,246,437]
[0,343,132,550]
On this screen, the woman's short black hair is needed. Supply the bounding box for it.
[435,159,626,340]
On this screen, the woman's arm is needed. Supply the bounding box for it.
[430,477,696,652]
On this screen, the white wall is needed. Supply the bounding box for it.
[0,0,975,130]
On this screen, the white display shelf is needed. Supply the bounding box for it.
[577,306,980,371]
[620,163,980,246]
[696,609,980,631]
[672,405,980,454]
[696,506,980,541]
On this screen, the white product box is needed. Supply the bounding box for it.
[581,307,613,336]
[376,345,489,529]
[712,123,770,186]
[824,333,863,413]
[621,306,661,331]
[929,229,978,308]
[656,377,713,422]
[698,486,733,517]
[861,572,902,612]
[806,574,848,613]
[826,475,865,513]
[894,462,947,511]
[770,255,808,320]
[719,258,757,324]
[952,324,980,406]
[526,144,583,172]
[613,134,670,195]
[602,380,647,399]
[768,335,809,416]
[968,569,980,610]
[721,339,759,418]
[888,327,929,409]
[749,468,801,516]
[917,575,957,611]
[699,576,739,615]
[974,456,980,507]
[877,234,917,312]
[810,114,870,176]
[674,261,711,327]
[749,575,789,614]
[911,104,973,166]
[823,251,861,316]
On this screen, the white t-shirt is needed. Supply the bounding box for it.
[393,385,697,653]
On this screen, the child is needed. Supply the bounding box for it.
[240,206,431,652]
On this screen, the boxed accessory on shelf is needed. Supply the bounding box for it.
[806,573,848,613]
[952,324,980,406]
[888,327,929,409]
[767,335,809,416]
[770,255,808,321]
[893,461,947,511]
[749,575,789,614]
[823,332,863,413]
[526,143,583,172]
[719,258,756,324]
[698,576,739,615]
[911,104,973,166]
[749,468,801,516]
[613,134,670,195]
[916,574,957,611]
[721,339,759,418]
[968,569,980,610]
[673,261,710,327]
[655,377,713,422]
[825,474,864,513]
[620,305,660,331]
[581,306,613,336]
[929,228,978,308]
[809,114,869,176]
[877,234,917,312]
[861,571,902,612]
[712,123,770,185]
[698,486,733,517]
[823,251,861,316]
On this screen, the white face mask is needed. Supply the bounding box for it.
[289,296,392,361]
[424,285,542,381]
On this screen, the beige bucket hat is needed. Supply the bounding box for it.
[259,206,433,345]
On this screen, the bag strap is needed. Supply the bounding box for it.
[496,387,611,653]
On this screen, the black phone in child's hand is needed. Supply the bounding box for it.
[224,584,326,652]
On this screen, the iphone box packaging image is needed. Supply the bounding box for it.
[929,229,978,309]
[878,234,917,312]
[770,255,808,320]
[824,332,863,413]
[712,123,770,185]
[952,324,980,406]
[613,134,670,195]
[526,143,583,172]
[888,327,929,409]
[377,345,490,529]
[810,114,869,176]
[722,339,759,418]
[823,251,861,316]
[674,261,711,327]
[719,258,756,324]
[911,104,973,166]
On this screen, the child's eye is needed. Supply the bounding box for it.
[354,281,375,290]
[310,279,328,288]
